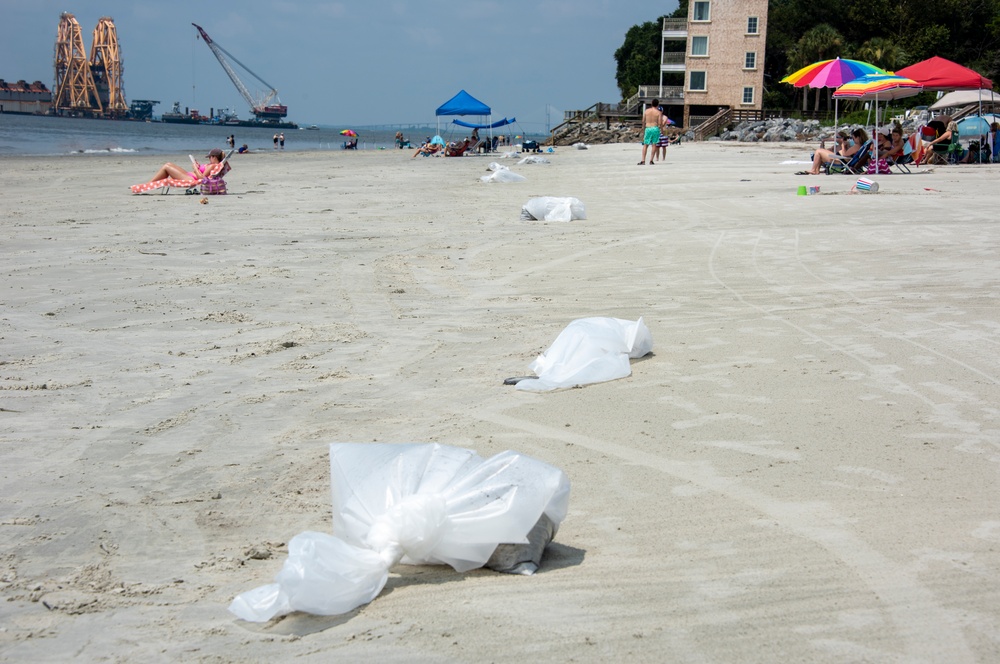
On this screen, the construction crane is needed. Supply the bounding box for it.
[53,13,128,118]
[192,23,287,122]
[90,17,128,116]
[54,12,103,114]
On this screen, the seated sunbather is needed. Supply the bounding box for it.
[874,131,892,159]
[926,121,957,164]
[806,130,860,174]
[445,138,473,157]
[412,142,442,158]
[140,148,224,185]
[880,125,905,161]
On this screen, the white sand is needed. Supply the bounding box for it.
[2,143,999,661]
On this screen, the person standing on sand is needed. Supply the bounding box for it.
[639,99,662,165]
[652,106,670,163]
[273,133,278,149]
[279,133,285,149]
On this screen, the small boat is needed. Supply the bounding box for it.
[304,124,319,130]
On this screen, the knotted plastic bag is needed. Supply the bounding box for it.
[520,197,586,222]
[229,443,570,622]
[516,317,653,392]
[480,163,526,183]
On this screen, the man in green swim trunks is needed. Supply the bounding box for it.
[639,98,663,165]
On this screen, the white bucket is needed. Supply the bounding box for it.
[855,177,879,193]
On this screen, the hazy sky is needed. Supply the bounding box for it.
[0,1,678,132]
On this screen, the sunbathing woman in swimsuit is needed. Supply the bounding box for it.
[412,142,442,158]
[143,148,225,182]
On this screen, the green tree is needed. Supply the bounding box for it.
[614,19,666,100]
[788,24,845,110]
[854,37,908,71]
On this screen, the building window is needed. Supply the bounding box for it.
[742,87,754,104]
[693,1,710,22]
[744,52,757,70]
[690,36,708,57]
[690,71,707,91]
[747,17,759,34]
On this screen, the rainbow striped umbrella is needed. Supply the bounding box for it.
[782,58,886,131]
[832,73,923,100]
[781,57,886,88]
[835,74,923,169]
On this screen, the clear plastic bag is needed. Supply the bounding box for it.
[229,443,570,622]
[516,317,653,392]
[480,163,526,183]
[520,197,586,222]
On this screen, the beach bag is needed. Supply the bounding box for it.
[200,161,231,195]
[866,158,891,175]
[200,176,227,195]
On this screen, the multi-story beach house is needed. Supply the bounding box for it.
[554,1,769,139]
[653,0,768,130]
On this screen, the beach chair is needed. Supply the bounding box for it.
[825,140,871,175]
[884,134,916,173]
[888,153,912,173]
[445,138,473,157]
[130,151,233,195]
[922,126,954,165]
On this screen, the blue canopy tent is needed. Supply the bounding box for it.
[435,89,491,136]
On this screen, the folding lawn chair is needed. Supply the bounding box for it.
[130,150,234,195]
[825,140,871,175]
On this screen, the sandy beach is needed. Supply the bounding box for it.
[2,143,1000,662]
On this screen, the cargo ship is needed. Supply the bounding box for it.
[160,101,297,128]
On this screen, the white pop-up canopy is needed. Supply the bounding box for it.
[930,89,1000,110]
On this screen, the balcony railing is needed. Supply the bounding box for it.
[661,52,686,66]
[561,102,632,122]
[662,18,687,32]
[638,85,684,101]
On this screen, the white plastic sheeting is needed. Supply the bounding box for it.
[229,443,570,622]
[481,163,526,183]
[516,317,653,392]
[520,197,586,222]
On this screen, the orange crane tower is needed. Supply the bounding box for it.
[53,12,102,114]
[90,17,127,116]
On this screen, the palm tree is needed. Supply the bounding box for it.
[854,37,908,72]
[789,24,846,111]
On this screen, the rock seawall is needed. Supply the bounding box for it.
[551,116,921,145]
[550,122,643,146]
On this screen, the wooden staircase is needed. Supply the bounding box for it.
[692,107,732,141]
[548,101,640,142]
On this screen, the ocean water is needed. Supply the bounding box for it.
[0,114,544,157]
